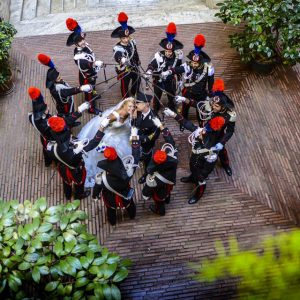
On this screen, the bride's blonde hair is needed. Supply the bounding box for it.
[119,97,134,110]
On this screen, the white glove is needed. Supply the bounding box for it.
[161,70,172,79]
[120,57,128,65]
[130,126,139,141]
[175,95,186,104]
[163,108,176,118]
[95,60,104,68]
[193,127,203,139]
[79,84,92,93]
[100,117,110,129]
[214,143,224,151]
[152,117,162,128]
[77,101,91,113]
[143,70,152,80]
[175,49,184,60]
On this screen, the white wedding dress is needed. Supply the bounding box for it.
[78,101,132,187]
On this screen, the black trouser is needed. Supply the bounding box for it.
[142,179,173,216]
[57,163,86,200]
[102,189,136,226]
[140,147,153,176]
[40,136,53,167]
[190,154,217,183]
[182,88,207,125]
[119,70,140,98]
[152,78,176,113]
[79,73,98,112]
[56,99,74,115]
[218,147,230,168]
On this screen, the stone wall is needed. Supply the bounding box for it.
[206,0,224,9]
[0,0,10,21]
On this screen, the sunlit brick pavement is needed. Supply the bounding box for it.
[1,23,299,299]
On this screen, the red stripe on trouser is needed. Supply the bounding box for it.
[121,77,126,97]
[57,165,72,185]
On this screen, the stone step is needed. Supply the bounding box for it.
[10,0,219,37]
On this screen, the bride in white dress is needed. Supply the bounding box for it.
[78,98,135,187]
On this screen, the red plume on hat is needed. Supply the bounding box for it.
[66,18,78,31]
[194,34,206,56]
[48,116,66,132]
[37,53,55,69]
[166,22,177,43]
[209,116,225,131]
[104,147,118,161]
[118,12,128,30]
[28,87,41,100]
[153,150,167,164]
[212,79,225,93]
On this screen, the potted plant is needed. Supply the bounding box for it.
[0,18,17,95]
[216,0,300,75]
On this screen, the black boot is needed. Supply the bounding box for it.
[165,194,171,204]
[188,183,206,205]
[138,173,147,184]
[180,174,194,183]
[75,190,91,200]
[149,202,165,216]
[223,166,232,176]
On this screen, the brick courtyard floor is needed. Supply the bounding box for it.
[1,22,300,299]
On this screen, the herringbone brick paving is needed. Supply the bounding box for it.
[0,22,299,298]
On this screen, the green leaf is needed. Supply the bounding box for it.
[31,238,43,249]
[44,214,60,224]
[112,268,129,283]
[73,290,84,300]
[75,277,89,288]
[36,255,50,265]
[37,222,53,233]
[60,260,77,276]
[32,266,41,283]
[45,281,59,292]
[103,284,112,300]
[92,256,107,266]
[45,205,62,215]
[120,258,132,268]
[24,253,40,263]
[72,200,81,209]
[101,263,118,279]
[86,282,95,291]
[80,256,91,269]
[76,270,86,278]
[60,215,69,231]
[8,275,21,292]
[3,246,11,257]
[72,243,88,254]
[88,242,101,253]
[111,284,121,300]
[63,231,75,242]
[18,261,31,271]
[34,197,47,212]
[0,279,7,294]
[107,254,120,264]
[64,284,73,295]
[39,265,49,275]
[65,239,77,253]
[37,233,51,242]
[94,285,104,299]
[66,256,82,270]
[57,283,65,296]
[87,250,95,263]
[88,265,100,275]
[15,238,25,250]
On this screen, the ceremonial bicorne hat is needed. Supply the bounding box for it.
[187,34,211,63]
[211,79,234,109]
[111,12,135,38]
[37,54,60,88]
[28,87,47,119]
[97,147,129,179]
[66,18,86,46]
[159,22,183,51]
[135,91,153,103]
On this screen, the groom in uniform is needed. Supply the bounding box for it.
[133,91,161,184]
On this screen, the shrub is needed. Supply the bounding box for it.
[0,19,17,85]
[194,230,300,299]
[0,198,131,299]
